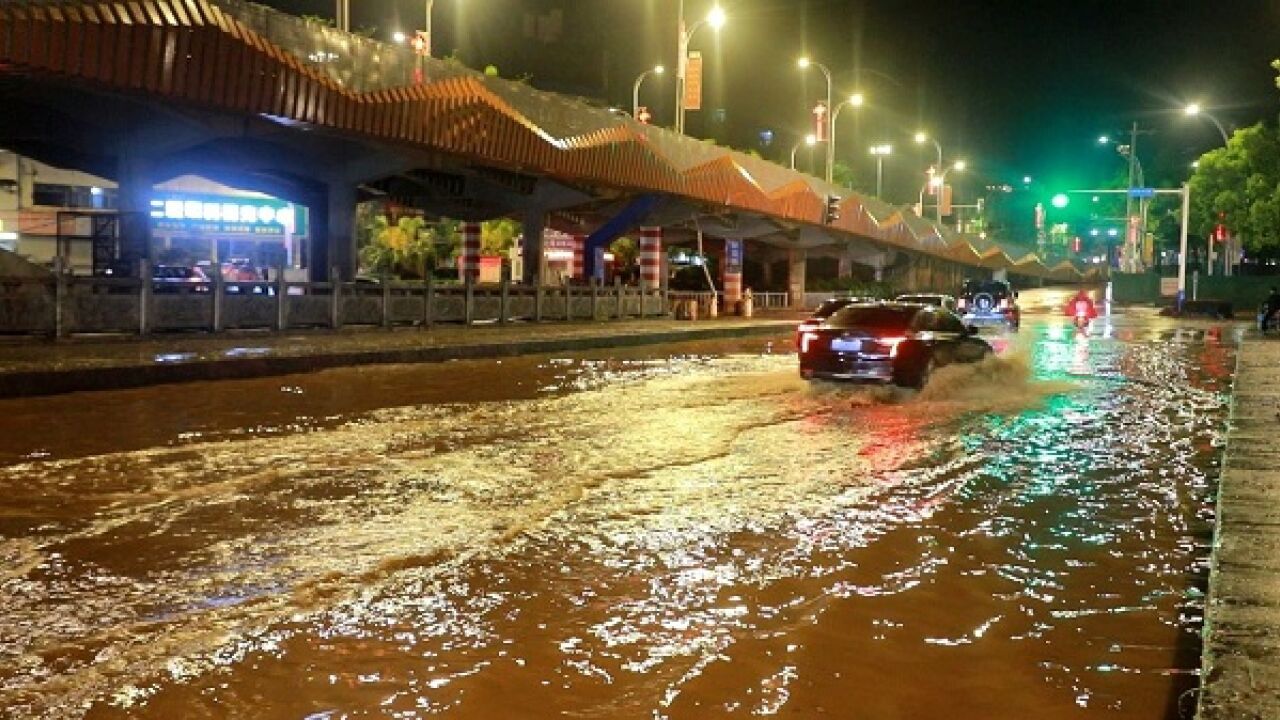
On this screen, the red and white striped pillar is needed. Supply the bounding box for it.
[571,234,586,280]
[639,226,662,288]
[459,221,482,281]
[723,239,743,304]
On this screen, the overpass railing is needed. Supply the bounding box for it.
[0,267,687,337]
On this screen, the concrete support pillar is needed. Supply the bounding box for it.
[722,238,743,304]
[115,149,154,273]
[459,221,482,282]
[837,246,854,280]
[873,254,886,283]
[639,226,662,289]
[324,183,358,282]
[522,212,545,286]
[788,247,807,308]
[762,256,775,288]
[571,234,586,280]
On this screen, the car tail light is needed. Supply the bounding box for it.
[800,332,819,353]
[957,298,967,310]
[878,336,908,358]
[999,298,1010,310]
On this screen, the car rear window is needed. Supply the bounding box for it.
[963,282,1009,296]
[825,306,916,330]
[813,299,850,317]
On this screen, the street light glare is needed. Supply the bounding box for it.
[849,93,865,107]
[804,133,817,146]
[914,132,927,144]
[797,56,811,69]
[1185,103,1202,116]
[654,65,665,75]
[1023,175,1032,184]
[1098,135,1110,145]
[707,6,726,29]
[953,160,967,171]
[392,30,407,43]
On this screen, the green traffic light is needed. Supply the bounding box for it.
[1051,193,1069,209]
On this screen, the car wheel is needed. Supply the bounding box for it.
[915,358,936,389]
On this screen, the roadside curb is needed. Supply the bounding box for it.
[1197,335,1280,719]
[0,321,795,398]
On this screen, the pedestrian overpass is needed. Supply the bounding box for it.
[0,0,1097,301]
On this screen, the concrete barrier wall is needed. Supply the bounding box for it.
[0,276,671,336]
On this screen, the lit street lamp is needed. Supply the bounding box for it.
[798,56,834,183]
[392,30,407,43]
[791,133,817,170]
[828,93,864,185]
[336,0,349,31]
[869,143,892,198]
[914,131,943,177]
[675,3,726,135]
[632,65,665,119]
[1184,103,1230,145]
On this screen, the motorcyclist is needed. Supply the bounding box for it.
[1260,286,1280,331]
[1064,289,1098,324]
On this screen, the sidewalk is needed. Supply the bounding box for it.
[1198,335,1280,719]
[0,314,802,397]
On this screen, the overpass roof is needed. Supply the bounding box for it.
[0,0,1098,281]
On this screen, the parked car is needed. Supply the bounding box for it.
[220,259,269,294]
[895,293,958,312]
[957,280,1020,330]
[797,302,992,387]
[794,296,879,348]
[152,264,210,294]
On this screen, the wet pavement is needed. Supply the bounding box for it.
[1198,334,1280,720]
[0,316,798,398]
[0,302,1242,719]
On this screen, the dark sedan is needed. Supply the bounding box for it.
[797,302,992,387]
[794,296,880,348]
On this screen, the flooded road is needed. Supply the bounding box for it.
[0,308,1238,719]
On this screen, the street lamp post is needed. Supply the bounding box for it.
[632,65,665,118]
[676,3,725,135]
[336,0,349,31]
[828,93,864,186]
[1185,103,1230,145]
[914,132,944,220]
[798,57,834,184]
[791,134,817,170]
[869,144,892,198]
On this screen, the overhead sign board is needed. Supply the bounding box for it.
[1128,187,1155,199]
[149,193,305,237]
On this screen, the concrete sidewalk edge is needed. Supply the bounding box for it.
[0,322,794,398]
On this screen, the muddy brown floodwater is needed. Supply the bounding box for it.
[0,311,1237,719]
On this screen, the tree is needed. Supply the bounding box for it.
[1189,122,1280,254]
[358,206,461,278]
[482,218,520,256]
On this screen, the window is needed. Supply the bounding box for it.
[31,183,116,209]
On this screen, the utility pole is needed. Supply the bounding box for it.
[336,0,349,31]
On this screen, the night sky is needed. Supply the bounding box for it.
[266,0,1280,204]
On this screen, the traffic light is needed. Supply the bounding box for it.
[824,195,841,224]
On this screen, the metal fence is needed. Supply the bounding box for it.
[0,265,677,337]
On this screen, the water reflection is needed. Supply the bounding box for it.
[0,315,1233,719]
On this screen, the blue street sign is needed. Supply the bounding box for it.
[1128,187,1155,199]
